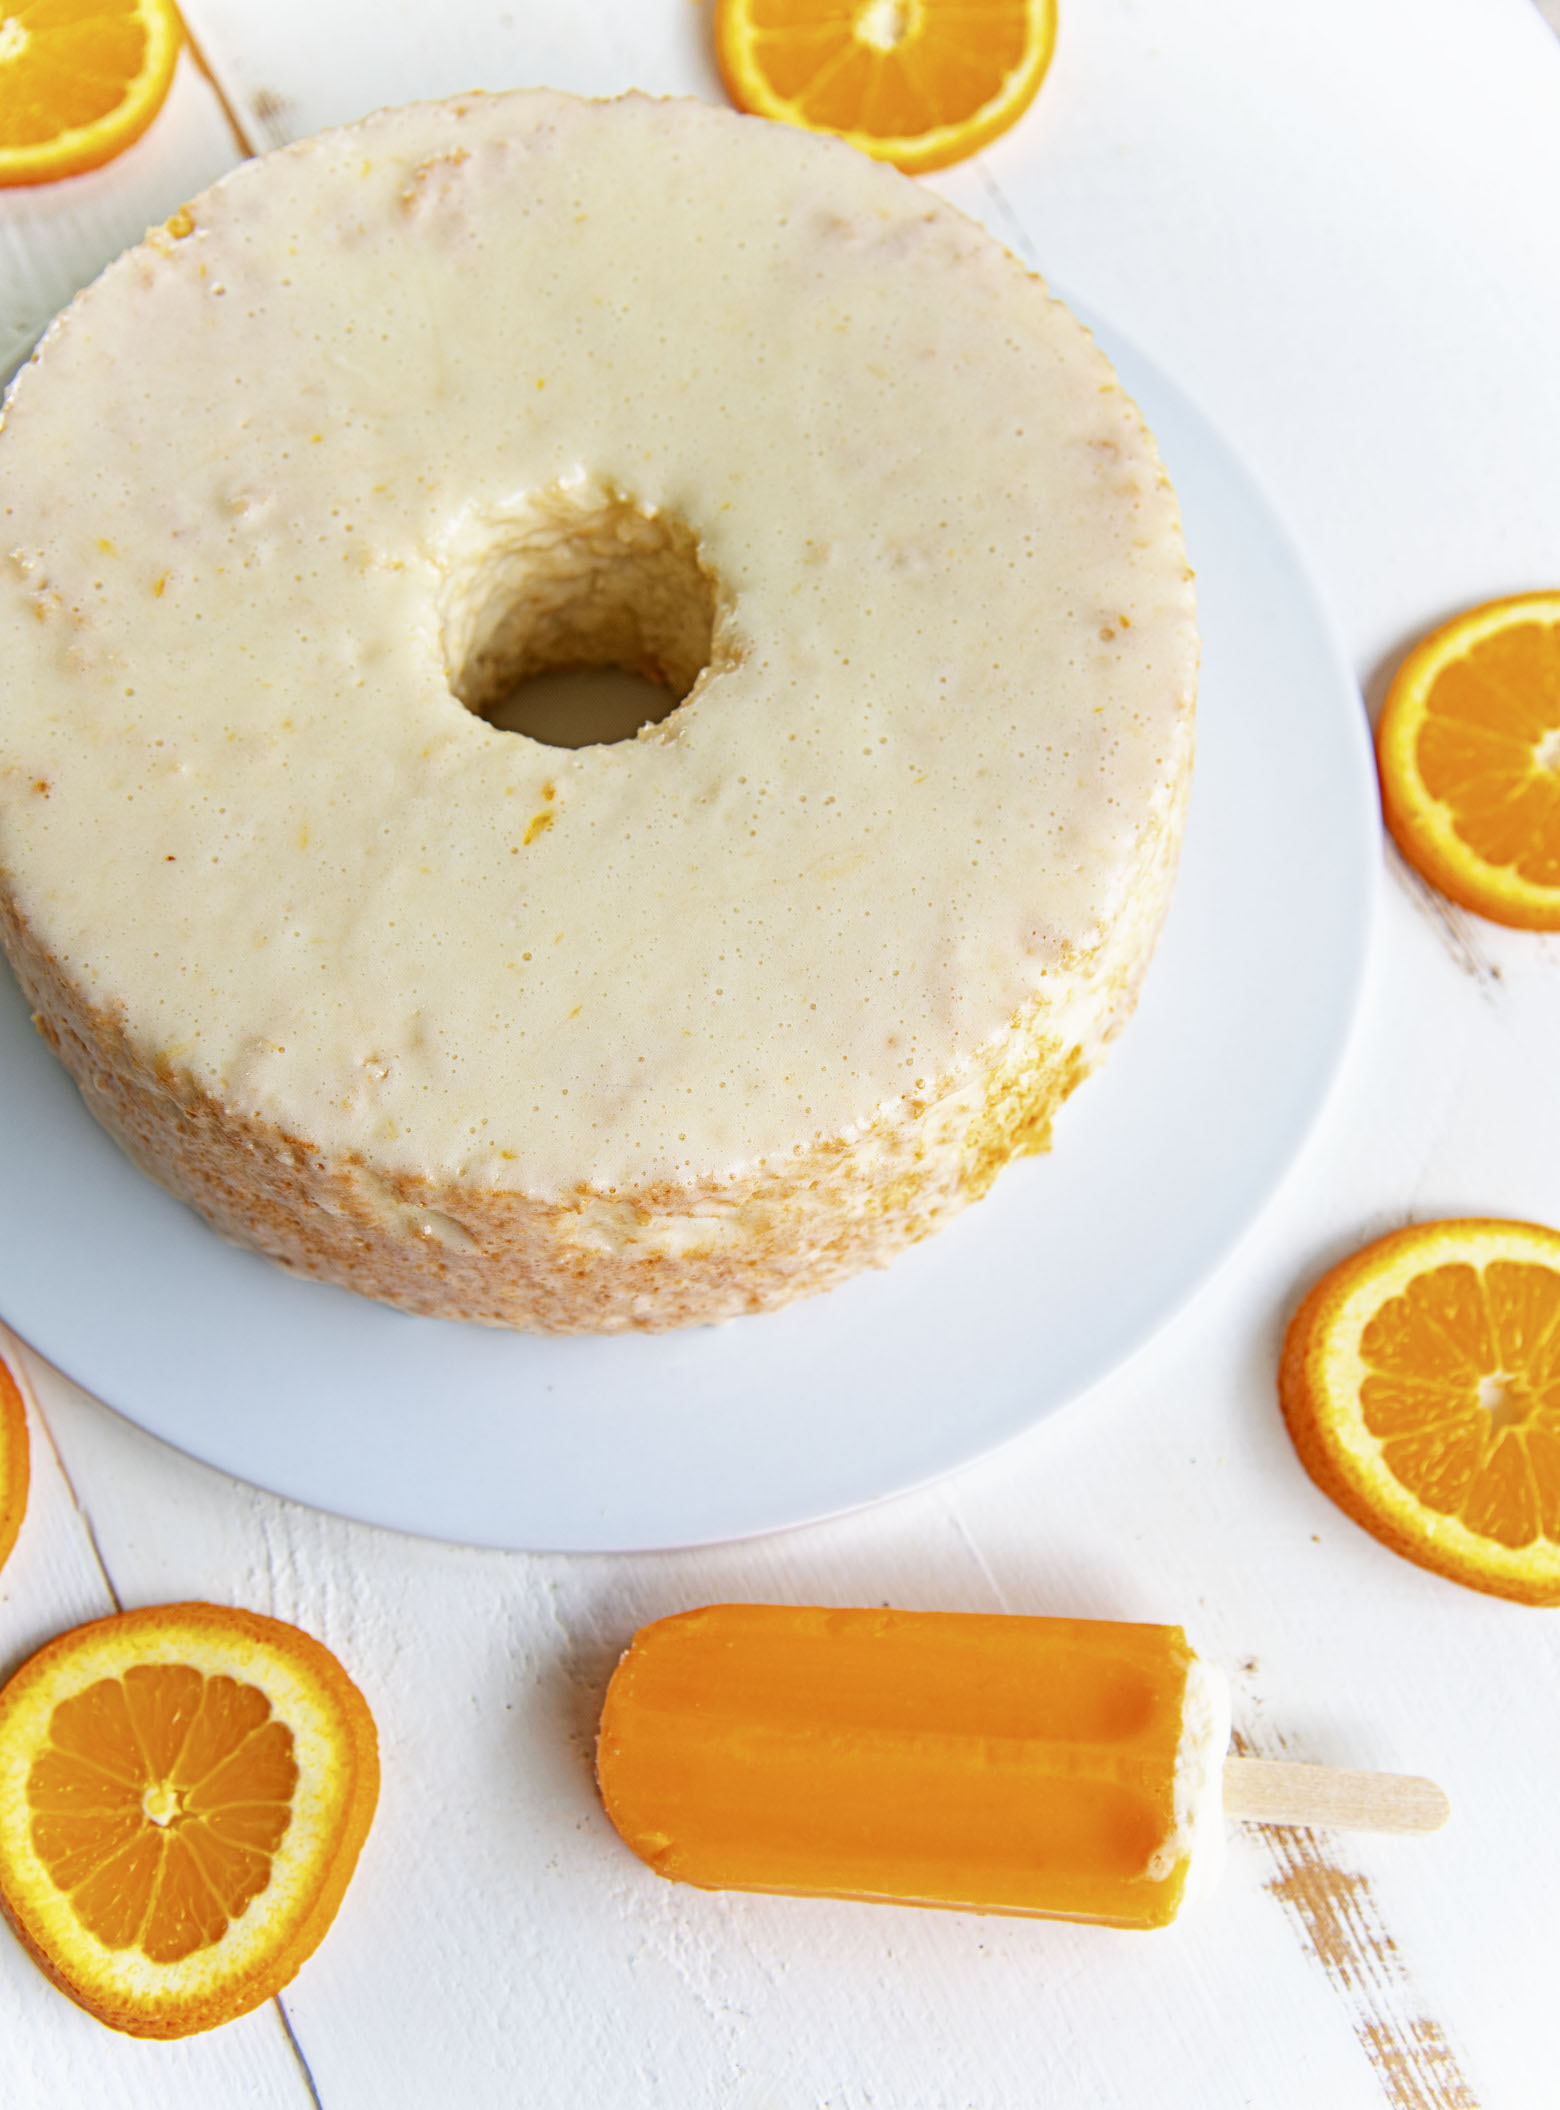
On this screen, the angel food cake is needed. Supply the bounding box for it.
[0,90,1197,1333]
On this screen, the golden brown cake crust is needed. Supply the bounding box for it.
[0,91,1196,1332]
[3,887,1150,1332]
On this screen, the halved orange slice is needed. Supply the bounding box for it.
[1279,1219,1560,1605]
[0,1602,378,2036]
[714,0,1057,175]
[1376,590,1560,929]
[0,0,183,188]
[0,1353,28,1575]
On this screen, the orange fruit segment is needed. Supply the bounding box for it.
[714,0,1057,175]
[0,1602,378,2036]
[1375,590,1560,929]
[0,1353,28,1575]
[0,0,183,188]
[1279,1219,1560,1605]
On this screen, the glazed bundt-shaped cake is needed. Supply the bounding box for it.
[0,90,1197,1332]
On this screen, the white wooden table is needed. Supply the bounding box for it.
[4,3,1560,2104]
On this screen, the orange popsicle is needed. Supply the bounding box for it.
[597,1604,1230,1929]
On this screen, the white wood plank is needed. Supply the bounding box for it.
[0,1336,314,2106]
[926,0,1560,681]
[179,0,725,148]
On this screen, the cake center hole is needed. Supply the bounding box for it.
[442,486,719,750]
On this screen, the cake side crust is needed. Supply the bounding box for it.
[1,851,1172,1332]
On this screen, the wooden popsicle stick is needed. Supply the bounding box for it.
[1221,1756,1450,1834]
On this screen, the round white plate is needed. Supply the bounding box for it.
[0,318,1379,1551]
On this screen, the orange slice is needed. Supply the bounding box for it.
[0,1353,28,1575]
[1279,1219,1560,1605]
[0,0,183,188]
[1375,590,1560,929]
[0,1602,378,2036]
[714,0,1057,175]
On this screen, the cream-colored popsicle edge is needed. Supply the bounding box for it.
[1164,1650,1232,1909]
[0,90,1196,1328]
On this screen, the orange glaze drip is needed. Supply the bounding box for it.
[597,1604,1197,1928]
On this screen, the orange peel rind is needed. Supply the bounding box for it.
[714,0,1057,176]
[0,0,184,189]
[1279,1218,1560,1606]
[1376,590,1560,930]
[0,1354,28,1575]
[0,1602,379,2037]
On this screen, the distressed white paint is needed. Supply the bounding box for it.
[2,2,1559,2104]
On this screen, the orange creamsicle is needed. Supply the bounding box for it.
[596,1604,1231,1929]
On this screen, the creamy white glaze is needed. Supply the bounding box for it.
[1158,1648,1231,1908]
[0,90,1195,1200]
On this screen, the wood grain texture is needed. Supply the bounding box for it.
[1262,1834,1482,2110]
[1234,1727,1484,2110]
[1221,1760,1450,1835]
[1,1,1559,2104]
